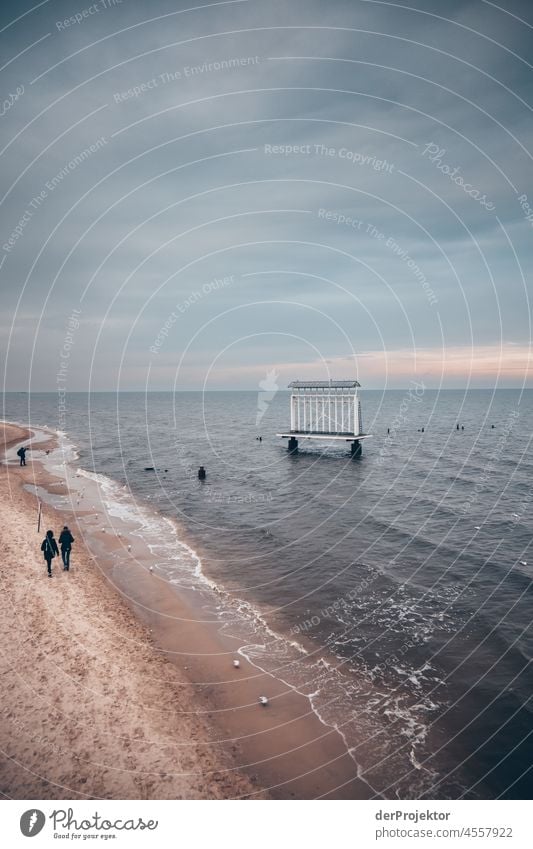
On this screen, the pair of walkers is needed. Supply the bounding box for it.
[40,526,75,576]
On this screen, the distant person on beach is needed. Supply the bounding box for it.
[17,446,27,466]
[59,525,75,570]
[198,466,206,480]
[40,530,59,577]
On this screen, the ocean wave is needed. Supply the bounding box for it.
[29,424,471,798]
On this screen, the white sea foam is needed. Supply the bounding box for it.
[25,422,463,798]
[74,467,221,591]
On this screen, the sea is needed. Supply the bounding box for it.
[3,388,532,799]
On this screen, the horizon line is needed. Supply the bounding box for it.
[3,387,532,394]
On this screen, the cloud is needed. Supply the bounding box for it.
[1,0,531,389]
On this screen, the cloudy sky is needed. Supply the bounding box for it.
[1,0,532,390]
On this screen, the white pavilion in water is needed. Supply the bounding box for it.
[277,379,372,456]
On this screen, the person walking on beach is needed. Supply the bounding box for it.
[41,530,59,577]
[59,525,74,571]
[17,446,27,466]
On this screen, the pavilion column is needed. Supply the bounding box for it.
[282,380,366,453]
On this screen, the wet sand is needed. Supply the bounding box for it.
[0,421,370,799]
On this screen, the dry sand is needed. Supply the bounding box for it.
[0,422,258,800]
[0,421,369,800]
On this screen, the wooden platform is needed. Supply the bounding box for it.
[277,432,373,441]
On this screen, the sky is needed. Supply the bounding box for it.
[1,0,532,390]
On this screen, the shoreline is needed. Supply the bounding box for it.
[0,421,260,800]
[0,421,370,800]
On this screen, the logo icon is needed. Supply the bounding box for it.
[20,810,46,837]
[256,368,279,426]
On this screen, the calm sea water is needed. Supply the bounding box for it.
[4,389,532,799]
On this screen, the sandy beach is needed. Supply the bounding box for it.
[0,422,260,799]
[0,422,369,800]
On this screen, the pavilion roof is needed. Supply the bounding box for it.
[288,380,360,389]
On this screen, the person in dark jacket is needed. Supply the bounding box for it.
[59,525,75,570]
[17,446,27,466]
[41,530,59,577]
